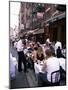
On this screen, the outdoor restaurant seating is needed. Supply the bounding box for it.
[40,70,60,87]
[50,70,60,86]
[60,66,66,84]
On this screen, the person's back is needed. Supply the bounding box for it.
[37,46,44,61]
[32,47,38,62]
[37,53,44,61]
[38,49,60,86]
[46,57,60,82]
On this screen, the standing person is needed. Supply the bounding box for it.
[56,46,62,58]
[56,46,65,58]
[55,41,62,55]
[17,37,27,72]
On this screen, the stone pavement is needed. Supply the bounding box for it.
[10,68,29,89]
[10,67,38,89]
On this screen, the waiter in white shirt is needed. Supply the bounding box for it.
[17,37,27,72]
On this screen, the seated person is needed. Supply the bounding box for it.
[27,43,34,53]
[38,48,60,86]
[31,46,38,63]
[37,46,44,61]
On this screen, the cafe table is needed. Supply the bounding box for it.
[58,58,66,71]
[34,60,44,74]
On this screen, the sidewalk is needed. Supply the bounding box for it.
[10,68,29,89]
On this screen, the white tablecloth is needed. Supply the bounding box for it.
[58,58,66,71]
[34,61,44,74]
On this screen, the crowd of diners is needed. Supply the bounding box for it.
[12,37,66,86]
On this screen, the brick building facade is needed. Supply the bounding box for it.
[19,2,66,46]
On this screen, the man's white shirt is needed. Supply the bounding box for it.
[17,40,23,52]
[46,57,60,82]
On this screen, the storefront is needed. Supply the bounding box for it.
[33,28,45,44]
[44,12,66,47]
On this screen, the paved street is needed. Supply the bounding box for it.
[10,46,66,89]
[10,46,29,88]
[10,67,38,89]
[10,69,29,89]
[10,46,38,89]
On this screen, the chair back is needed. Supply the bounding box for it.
[51,70,60,83]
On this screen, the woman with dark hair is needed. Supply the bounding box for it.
[31,46,38,63]
[37,46,44,61]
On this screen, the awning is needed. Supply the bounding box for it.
[33,28,44,34]
[44,12,65,23]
